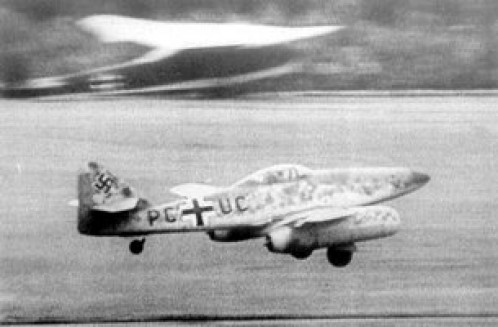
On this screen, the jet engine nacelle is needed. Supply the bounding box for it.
[265,226,315,255]
[265,226,294,253]
[207,229,254,242]
[266,205,400,255]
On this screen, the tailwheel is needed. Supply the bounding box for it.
[129,238,145,255]
[326,247,353,267]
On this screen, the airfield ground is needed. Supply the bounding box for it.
[0,96,497,325]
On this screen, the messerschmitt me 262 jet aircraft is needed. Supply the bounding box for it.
[75,162,429,267]
[4,15,342,97]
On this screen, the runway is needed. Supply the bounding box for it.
[2,314,498,326]
[0,95,497,324]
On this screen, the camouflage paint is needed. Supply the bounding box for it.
[77,164,428,245]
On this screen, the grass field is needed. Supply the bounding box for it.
[0,96,497,324]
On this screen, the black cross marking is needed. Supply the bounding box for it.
[182,199,213,226]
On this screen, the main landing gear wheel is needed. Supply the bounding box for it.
[291,249,313,260]
[326,247,353,267]
[129,238,145,255]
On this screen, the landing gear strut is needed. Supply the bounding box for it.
[129,238,145,255]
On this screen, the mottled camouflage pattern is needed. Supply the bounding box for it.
[77,164,429,245]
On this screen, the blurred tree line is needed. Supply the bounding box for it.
[0,0,497,90]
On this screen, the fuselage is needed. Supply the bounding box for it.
[79,166,429,239]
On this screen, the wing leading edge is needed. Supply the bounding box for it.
[269,205,399,229]
[270,207,357,230]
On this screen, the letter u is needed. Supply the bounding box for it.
[218,198,232,214]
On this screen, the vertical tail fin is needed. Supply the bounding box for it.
[85,162,138,208]
[77,162,142,234]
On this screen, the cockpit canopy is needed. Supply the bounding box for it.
[233,164,312,187]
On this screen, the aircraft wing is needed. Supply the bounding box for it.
[78,15,343,52]
[75,15,343,93]
[74,15,343,79]
[269,207,357,230]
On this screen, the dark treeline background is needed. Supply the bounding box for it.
[0,0,497,91]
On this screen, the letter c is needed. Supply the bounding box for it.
[164,207,176,223]
[235,196,248,212]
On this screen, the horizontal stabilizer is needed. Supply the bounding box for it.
[170,183,223,199]
[93,197,139,213]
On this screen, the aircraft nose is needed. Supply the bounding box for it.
[411,171,431,186]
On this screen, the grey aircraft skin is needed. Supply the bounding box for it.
[76,162,430,267]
